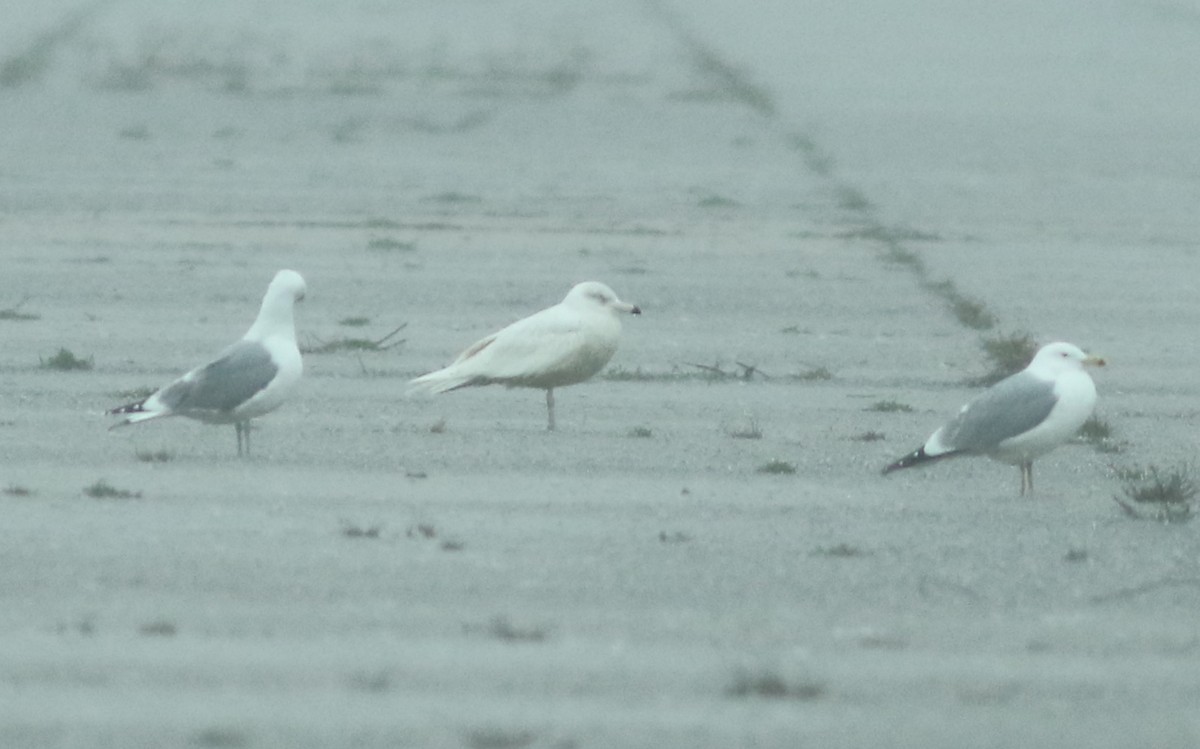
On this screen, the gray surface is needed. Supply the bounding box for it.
[1,1,1199,747]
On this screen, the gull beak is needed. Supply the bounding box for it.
[1084,354,1106,367]
[629,304,642,316]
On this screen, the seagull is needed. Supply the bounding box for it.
[882,341,1105,495]
[107,269,307,456]
[407,281,641,430]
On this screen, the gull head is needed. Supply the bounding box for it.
[1029,341,1106,376]
[269,269,307,304]
[565,281,641,316]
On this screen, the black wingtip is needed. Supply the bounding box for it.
[106,400,147,416]
[882,447,934,475]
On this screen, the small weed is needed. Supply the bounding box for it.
[342,522,382,539]
[139,620,177,636]
[429,419,447,434]
[658,530,692,543]
[1113,464,1196,523]
[973,332,1038,385]
[3,485,33,497]
[1076,415,1111,442]
[338,316,371,327]
[1075,416,1124,453]
[41,347,93,371]
[726,670,826,701]
[193,727,249,748]
[779,324,804,334]
[840,225,942,243]
[950,297,997,330]
[347,670,392,692]
[481,615,548,643]
[441,539,464,551]
[865,400,912,413]
[367,237,416,252]
[696,193,740,208]
[422,191,481,204]
[55,616,96,637]
[784,268,821,280]
[603,365,757,383]
[728,418,763,440]
[119,125,150,140]
[811,543,870,558]
[628,426,653,438]
[463,728,537,749]
[792,366,833,381]
[135,449,173,463]
[301,323,405,354]
[83,480,141,499]
[685,361,767,381]
[757,459,796,475]
[407,524,437,539]
[852,430,886,442]
[1064,548,1088,562]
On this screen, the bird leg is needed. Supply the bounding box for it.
[236,421,251,457]
[545,389,556,431]
[1020,461,1033,496]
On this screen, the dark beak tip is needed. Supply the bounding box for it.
[631,305,642,315]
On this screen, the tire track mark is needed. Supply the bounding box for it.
[646,0,1030,379]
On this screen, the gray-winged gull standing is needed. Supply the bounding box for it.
[108,269,306,456]
[407,281,641,430]
[883,341,1105,495]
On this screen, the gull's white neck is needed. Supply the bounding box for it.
[245,291,296,343]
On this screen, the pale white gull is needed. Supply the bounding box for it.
[107,269,306,456]
[883,341,1105,495]
[407,281,641,430]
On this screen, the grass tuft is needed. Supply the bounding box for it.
[757,459,796,475]
[342,521,383,539]
[301,324,405,354]
[1113,464,1197,523]
[811,543,870,558]
[726,670,826,701]
[41,347,93,371]
[484,615,549,643]
[792,366,833,381]
[135,449,173,463]
[628,426,653,438]
[728,418,763,440]
[139,620,177,637]
[1074,415,1124,454]
[865,400,912,413]
[852,430,886,442]
[367,237,416,252]
[972,332,1038,385]
[83,480,141,499]
[3,485,33,497]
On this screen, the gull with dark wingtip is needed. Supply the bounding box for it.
[883,341,1105,495]
[107,269,306,456]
